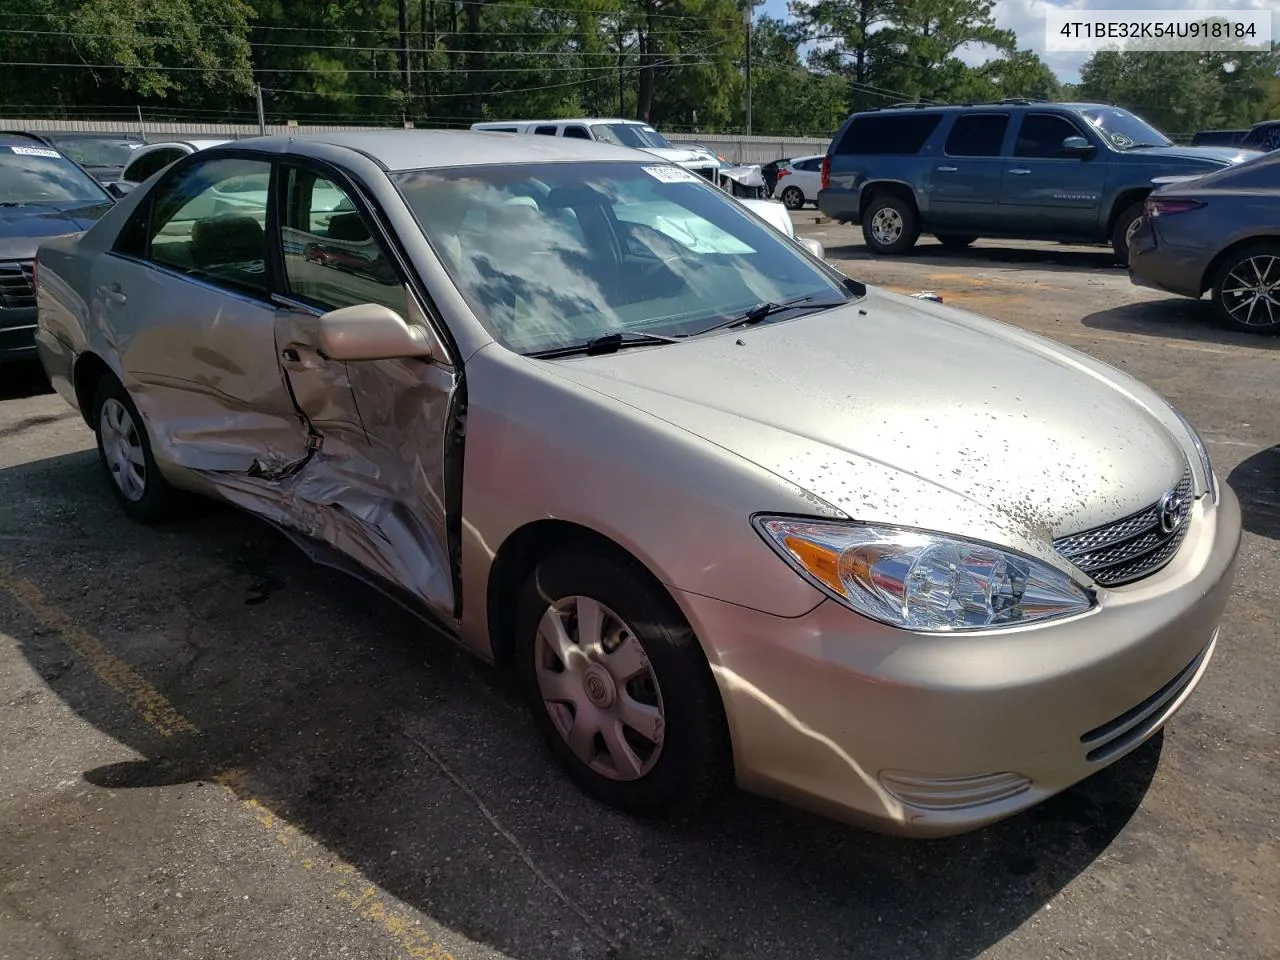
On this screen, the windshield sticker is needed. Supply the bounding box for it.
[642,165,702,184]
[9,145,61,158]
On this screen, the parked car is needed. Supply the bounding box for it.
[817,100,1260,261]
[1191,129,1249,147]
[1239,120,1280,153]
[36,131,1240,838]
[20,131,147,183]
[470,118,721,183]
[772,154,823,210]
[1128,149,1280,334]
[118,139,232,187]
[0,132,115,364]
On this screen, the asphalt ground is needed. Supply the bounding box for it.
[2,222,1277,960]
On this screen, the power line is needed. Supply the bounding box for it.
[0,57,725,74]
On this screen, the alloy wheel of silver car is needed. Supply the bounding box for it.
[870,207,904,246]
[1220,253,1280,329]
[534,595,665,781]
[99,397,147,502]
[780,186,805,210]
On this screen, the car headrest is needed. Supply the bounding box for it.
[190,215,264,266]
[327,211,371,242]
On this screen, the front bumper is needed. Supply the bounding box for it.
[0,306,37,363]
[678,484,1242,837]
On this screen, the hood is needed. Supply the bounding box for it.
[0,201,110,260]
[641,146,721,168]
[543,289,1191,555]
[1123,144,1261,166]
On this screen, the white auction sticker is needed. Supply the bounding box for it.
[642,165,702,184]
[10,145,61,158]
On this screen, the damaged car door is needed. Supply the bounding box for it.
[268,163,459,620]
[98,155,314,475]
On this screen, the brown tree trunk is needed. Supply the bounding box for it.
[636,26,657,122]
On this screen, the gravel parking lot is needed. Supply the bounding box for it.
[2,222,1277,960]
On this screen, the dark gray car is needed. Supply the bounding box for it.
[1127,150,1280,334]
[817,100,1260,262]
[0,133,114,363]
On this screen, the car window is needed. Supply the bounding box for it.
[143,156,271,295]
[944,113,1010,157]
[562,126,592,140]
[392,160,851,355]
[49,136,141,168]
[794,158,819,172]
[123,148,181,184]
[279,166,408,316]
[1014,114,1087,159]
[834,113,943,156]
[1244,123,1280,152]
[534,125,558,136]
[0,141,112,204]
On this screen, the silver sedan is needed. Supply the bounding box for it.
[34,131,1241,837]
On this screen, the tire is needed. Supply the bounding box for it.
[91,374,183,523]
[1110,201,1144,264]
[1211,243,1280,335]
[779,186,805,210]
[936,234,977,250]
[514,541,732,816]
[861,193,920,255]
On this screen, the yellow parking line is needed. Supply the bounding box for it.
[0,559,198,737]
[0,561,456,960]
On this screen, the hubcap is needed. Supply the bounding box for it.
[534,595,665,782]
[871,207,904,246]
[1221,254,1280,328]
[99,397,147,502]
[783,188,803,209]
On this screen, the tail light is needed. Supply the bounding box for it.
[776,168,790,180]
[821,154,831,190]
[1145,197,1205,217]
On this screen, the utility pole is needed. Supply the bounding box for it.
[399,0,412,118]
[743,4,752,136]
[255,83,266,135]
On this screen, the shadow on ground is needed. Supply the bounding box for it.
[820,237,1122,275]
[0,361,55,402]
[1081,298,1280,350]
[2,451,1163,960]
[1227,446,1280,540]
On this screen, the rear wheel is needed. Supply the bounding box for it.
[1211,243,1280,334]
[861,194,920,255]
[779,186,805,210]
[1110,201,1145,264]
[936,234,977,250]
[515,542,732,816]
[92,374,183,523]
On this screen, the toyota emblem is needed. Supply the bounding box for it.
[1157,489,1189,534]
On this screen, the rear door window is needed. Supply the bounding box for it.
[834,113,944,156]
[534,125,558,136]
[944,114,1010,157]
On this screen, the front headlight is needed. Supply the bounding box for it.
[754,518,1095,632]
[1170,405,1216,503]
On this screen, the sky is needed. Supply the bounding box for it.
[756,0,1277,84]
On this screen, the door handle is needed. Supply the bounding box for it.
[281,348,300,362]
[96,282,127,304]
[936,165,958,173]
[1007,168,1032,175]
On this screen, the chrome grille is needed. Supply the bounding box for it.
[1053,470,1194,587]
[0,260,35,309]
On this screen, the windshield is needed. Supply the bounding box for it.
[392,160,851,355]
[48,136,142,168]
[1076,106,1172,149]
[0,143,112,204]
[589,123,674,150]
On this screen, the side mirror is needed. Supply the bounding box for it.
[798,237,825,259]
[313,303,435,361]
[107,181,135,199]
[1062,136,1093,156]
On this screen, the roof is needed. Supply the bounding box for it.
[236,129,653,171]
[863,99,1113,115]
[142,138,230,150]
[476,118,647,127]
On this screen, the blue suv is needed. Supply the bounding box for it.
[817,100,1260,261]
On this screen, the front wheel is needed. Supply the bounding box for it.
[515,543,732,816]
[861,194,920,255]
[1211,243,1280,334]
[92,374,183,523]
[1110,201,1145,264]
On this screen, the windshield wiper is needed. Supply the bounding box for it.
[526,330,680,359]
[692,295,842,336]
